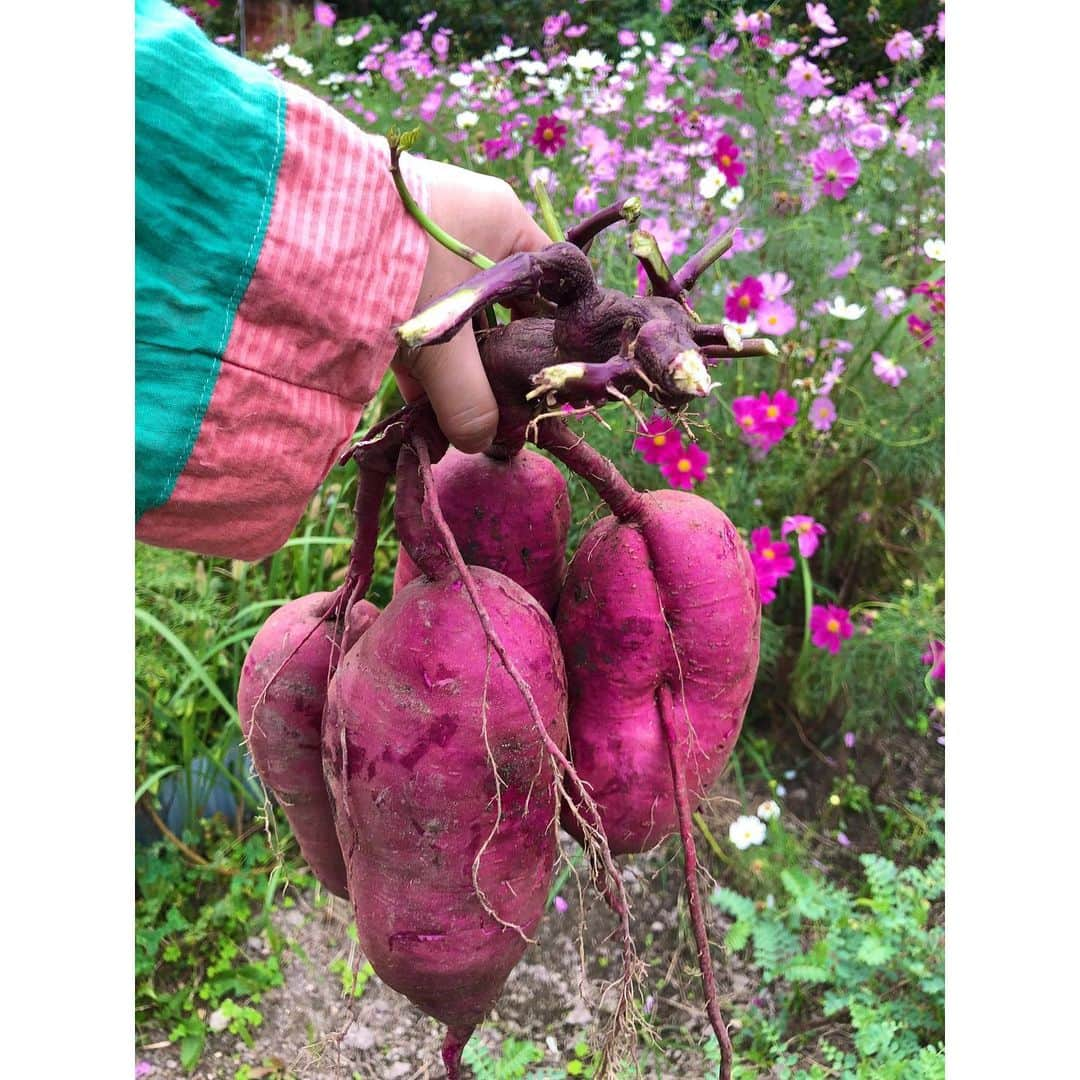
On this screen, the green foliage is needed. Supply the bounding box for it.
[712,852,945,1078]
[461,1036,547,1080]
[135,823,293,1072]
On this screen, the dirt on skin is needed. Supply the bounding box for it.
[137,820,749,1080]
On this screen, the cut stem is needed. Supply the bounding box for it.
[565,195,642,252]
[673,232,734,294]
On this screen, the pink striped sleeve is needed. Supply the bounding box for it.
[136,82,430,560]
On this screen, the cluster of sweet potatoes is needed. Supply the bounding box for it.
[237,192,762,1079]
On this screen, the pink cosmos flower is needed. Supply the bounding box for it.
[732,396,764,445]
[634,416,682,464]
[907,314,935,348]
[786,57,832,98]
[806,3,836,34]
[573,184,600,217]
[871,351,908,387]
[873,286,907,318]
[885,29,925,62]
[712,134,747,186]
[810,395,836,431]
[850,122,888,150]
[913,277,945,316]
[660,443,709,490]
[543,12,570,37]
[828,251,861,278]
[750,527,795,603]
[809,146,860,199]
[843,731,856,749]
[837,831,851,847]
[314,3,336,29]
[531,115,568,156]
[618,29,637,47]
[922,639,945,681]
[758,271,794,302]
[432,31,450,60]
[782,515,827,557]
[726,277,764,321]
[757,299,797,336]
[811,603,854,654]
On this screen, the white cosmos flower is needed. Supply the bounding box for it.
[335,34,354,47]
[698,166,726,199]
[729,815,768,851]
[546,75,572,100]
[641,30,656,47]
[455,110,479,129]
[808,98,826,116]
[720,185,744,210]
[567,48,606,75]
[518,59,549,76]
[448,71,472,88]
[757,800,781,821]
[827,296,867,320]
[923,237,946,261]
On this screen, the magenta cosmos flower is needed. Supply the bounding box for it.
[758,389,799,442]
[660,443,709,490]
[811,604,854,654]
[634,415,682,464]
[907,314,935,348]
[712,134,747,186]
[922,639,945,680]
[782,515,827,557]
[750,527,795,603]
[531,114,568,156]
[810,146,860,199]
[809,395,836,432]
[725,276,764,322]
[313,3,336,28]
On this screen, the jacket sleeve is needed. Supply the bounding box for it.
[135,0,429,560]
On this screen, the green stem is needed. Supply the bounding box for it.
[387,130,494,270]
[693,811,733,867]
[798,551,814,663]
[532,178,565,243]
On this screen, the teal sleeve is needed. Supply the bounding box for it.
[135,0,286,518]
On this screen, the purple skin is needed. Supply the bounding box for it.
[238,591,351,899]
[323,568,568,1029]
[555,490,761,854]
[394,447,571,615]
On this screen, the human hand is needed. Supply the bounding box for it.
[391,156,551,453]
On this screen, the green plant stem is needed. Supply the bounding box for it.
[798,552,814,664]
[693,811,733,867]
[388,137,494,270]
[532,178,565,242]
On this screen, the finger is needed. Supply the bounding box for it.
[390,354,425,404]
[406,329,498,454]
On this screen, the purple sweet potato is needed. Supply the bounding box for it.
[393,446,570,614]
[238,591,378,899]
[555,489,760,854]
[323,567,568,1058]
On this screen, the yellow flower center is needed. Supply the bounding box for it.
[798,521,811,533]
[826,168,838,181]
[818,406,830,417]
[762,548,775,560]
[543,127,555,141]
[740,415,755,429]
[677,458,692,473]
[720,154,732,166]
[766,405,779,419]
[826,618,840,633]
[652,433,667,447]
[739,294,751,308]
